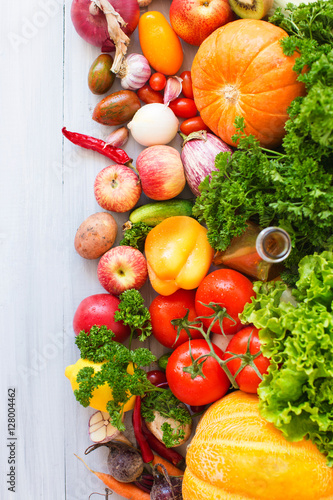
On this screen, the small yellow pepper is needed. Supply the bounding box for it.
[145,216,214,296]
[65,358,136,413]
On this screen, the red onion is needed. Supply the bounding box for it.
[71,0,140,64]
[180,131,233,197]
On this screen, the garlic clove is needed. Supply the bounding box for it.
[164,76,183,105]
[105,127,129,148]
[88,410,132,445]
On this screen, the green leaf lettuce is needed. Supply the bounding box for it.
[240,251,333,465]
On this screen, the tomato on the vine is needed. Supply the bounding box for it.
[149,72,167,91]
[166,339,230,406]
[223,326,270,393]
[169,98,197,118]
[149,289,203,349]
[195,269,255,336]
[137,84,163,104]
[180,71,194,99]
[180,116,210,135]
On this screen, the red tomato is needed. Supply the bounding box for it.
[195,269,255,336]
[149,72,167,91]
[223,326,270,393]
[137,84,163,104]
[180,116,210,135]
[73,293,130,343]
[180,71,194,99]
[166,339,230,406]
[149,289,203,349]
[168,98,197,118]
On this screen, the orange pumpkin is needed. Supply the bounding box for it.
[183,391,333,500]
[191,19,306,148]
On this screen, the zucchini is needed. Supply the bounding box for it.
[129,199,194,226]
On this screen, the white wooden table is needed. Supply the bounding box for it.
[1,1,197,498]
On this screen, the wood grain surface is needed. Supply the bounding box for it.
[1,1,197,498]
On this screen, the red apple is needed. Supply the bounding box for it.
[97,245,148,295]
[94,164,142,213]
[170,0,235,46]
[136,145,186,200]
[73,293,130,343]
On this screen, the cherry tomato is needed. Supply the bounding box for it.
[149,289,203,349]
[223,326,270,393]
[195,269,255,336]
[166,339,230,406]
[137,84,163,104]
[149,72,167,91]
[169,98,197,119]
[180,116,211,135]
[180,71,194,99]
[146,370,167,387]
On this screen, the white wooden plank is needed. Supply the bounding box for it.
[1,1,66,499]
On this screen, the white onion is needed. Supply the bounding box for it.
[127,104,179,147]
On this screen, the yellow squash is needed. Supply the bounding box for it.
[183,391,333,499]
[65,358,136,413]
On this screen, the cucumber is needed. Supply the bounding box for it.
[129,199,194,226]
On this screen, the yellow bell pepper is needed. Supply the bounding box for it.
[145,216,214,296]
[65,358,136,413]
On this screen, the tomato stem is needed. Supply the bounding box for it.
[196,301,237,337]
[177,304,264,390]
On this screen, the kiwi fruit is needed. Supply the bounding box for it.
[229,0,274,20]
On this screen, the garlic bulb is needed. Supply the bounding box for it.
[118,53,151,91]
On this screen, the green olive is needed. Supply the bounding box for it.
[88,54,115,95]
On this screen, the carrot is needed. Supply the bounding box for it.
[152,453,184,477]
[75,454,150,500]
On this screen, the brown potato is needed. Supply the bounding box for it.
[74,212,117,260]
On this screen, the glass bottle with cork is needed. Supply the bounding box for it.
[213,222,292,281]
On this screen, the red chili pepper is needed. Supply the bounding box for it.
[132,396,154,464]
[62,127,132,166]
[141,420,185,470]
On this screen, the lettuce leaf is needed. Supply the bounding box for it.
[240,251,333,465]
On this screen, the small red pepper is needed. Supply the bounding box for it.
[62,127,132,166]
[132,396,154,464]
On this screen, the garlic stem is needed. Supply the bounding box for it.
[92,0,130,74]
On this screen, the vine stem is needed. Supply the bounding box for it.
[173,303,265,389]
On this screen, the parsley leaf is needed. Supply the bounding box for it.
[119,221,151,251]
[74,326,156,430]
[141,389,192,447]
[114,289,152,347]
[75,325,115,363]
